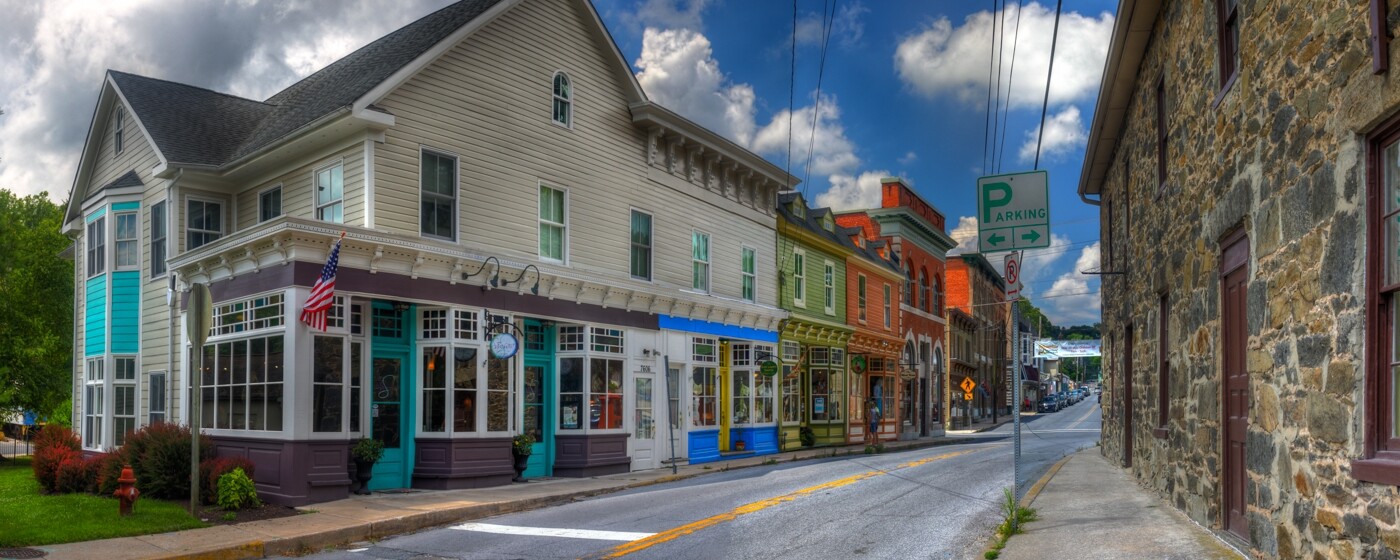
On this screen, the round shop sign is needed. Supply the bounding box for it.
[899,368,916,381]
[851,355,867,375]
[490,332,519,359]
[759,360,779,377]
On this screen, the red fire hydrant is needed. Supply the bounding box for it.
[114,464,140,516]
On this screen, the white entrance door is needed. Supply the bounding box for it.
[631,372,658,470]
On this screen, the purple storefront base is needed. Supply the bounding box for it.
[211,436,351,506]
[554,433,630,477]
[413,437,514,489]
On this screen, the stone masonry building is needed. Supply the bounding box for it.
[1081,0,1400,557]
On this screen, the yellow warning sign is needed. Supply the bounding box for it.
[963,392,974,401]
[960,378,976,393]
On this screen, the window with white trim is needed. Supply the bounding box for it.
[557,324,625,432]
[809,347,843,422]
[87,216,105,277]
[792,250,806,306]
[115,211,138,270]
[691,365,717,428]
[114,106,125,155]
[553,72,572,127]
[150,201,167,277]
[539,185,566,262]
[419,308,511,436]
[149,371,166,424]
[730,344,775,426]
[420,150,456,240]
[83,358,104,449]
[259,187,282,223]
[858,274,867,322]
[113,356,136,446]
[742,247,756,302]
[692,231,710,293]
[631,210,652,280]
[213,294,284,335]
[824,261,836,314]
[186,199,222,250]
[312,335,345,433]
[199,334,285,432]
[315,163,344,223]
[883,284,892,329]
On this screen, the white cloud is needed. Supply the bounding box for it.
[948,216,979,255]
[635,28,861,183]
[1018,106,1087,164]
[817,170,890,211]
[752,96,860,177]
[1035,242,1102,325]
[620,0,711,33]
[898,151,918,165]
[795,2,868,49]
[0,0,453,200]
[894,2,1113,109]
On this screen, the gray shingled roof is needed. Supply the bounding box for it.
[777,192,902,275]
[109,0,502,168]
[96,169,145,191]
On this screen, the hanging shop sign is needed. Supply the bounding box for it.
[851,355,867,375]
[490,332,519,359]
[759,360,780,377]
[899,368,917,381]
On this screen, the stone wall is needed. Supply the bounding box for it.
[1096,1,1400,558]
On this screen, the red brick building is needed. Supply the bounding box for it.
[836,177,956,438]
[944,253,1007,426]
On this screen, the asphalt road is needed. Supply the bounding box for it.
[291,399,1101,560]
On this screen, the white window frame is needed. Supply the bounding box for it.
[857,273,867,323]
[150,200,167,279]
[258,184,283,223]
[198,330,288,434]
[792,249,806,307]
[314,161,345,224]
[114,210,139,271]
[552,71,573,128]
[114,106,125,155]
[112,355,138,446]
[630,208,653,281]
[883,283,892,329]
[556,323,627,434]
[741,246,757,303]
[538,183,568,264]
[87,216,106,278]
[148,370,167,424]
[83,357,105,450]
[692,230,711,293]
[419,147,458,242]
[185,196,224,251]
[729,343,776,427]
[416,307,511,437]
[824,260,836,315]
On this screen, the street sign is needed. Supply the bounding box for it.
[960,378,976,393]
[963,392,974,401]
[977,171,1050,253]
[1004,251,1023,301]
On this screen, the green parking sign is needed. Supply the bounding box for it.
[977,170,1050,253]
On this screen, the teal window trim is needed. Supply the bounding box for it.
[111,201,140,211]
[85,206,107,223]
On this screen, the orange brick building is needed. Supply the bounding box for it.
[836,178,956,439]
[944,253,1007,425]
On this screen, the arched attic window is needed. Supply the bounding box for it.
[552,72,572,127]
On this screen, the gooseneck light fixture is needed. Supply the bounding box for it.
[498,264,542,295]
[461,256,501,290]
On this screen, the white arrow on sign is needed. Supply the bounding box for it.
[977,171,1051,253]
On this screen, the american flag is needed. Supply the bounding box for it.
[300,235,343,331]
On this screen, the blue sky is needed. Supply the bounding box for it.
[0,0,1113,326]
[593,0,1116,326]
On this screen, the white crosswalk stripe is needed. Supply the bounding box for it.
[450,522,655,541]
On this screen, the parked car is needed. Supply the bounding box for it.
[1038,396,1060,413]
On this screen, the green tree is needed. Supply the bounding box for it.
[0,190,73,421]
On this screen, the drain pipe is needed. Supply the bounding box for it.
[166,170,182,424]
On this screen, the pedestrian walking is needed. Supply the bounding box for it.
[866,398,881,447]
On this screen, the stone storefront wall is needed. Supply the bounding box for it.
[1097,1,1400,558]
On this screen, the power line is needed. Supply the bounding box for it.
[981,0,997,176]
[991,0,1006,174]
[1032,0,1064,170]
[995,1,1024,173]
[801,0,839,189]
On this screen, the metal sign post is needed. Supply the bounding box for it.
[663,356,678,475]
[186,283,212,515]
[1012,300,1023,531]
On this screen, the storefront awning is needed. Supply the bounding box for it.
[1022,365,1040,383]
[659,314,779,342]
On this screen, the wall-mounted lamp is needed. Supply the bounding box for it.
[461,256,501,289]
[392,301,411,314]
[499,264,542,295]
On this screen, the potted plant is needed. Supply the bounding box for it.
[511,434,535,483]
[350,437,384,495]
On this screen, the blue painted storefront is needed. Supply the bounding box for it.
[663,314,780,465]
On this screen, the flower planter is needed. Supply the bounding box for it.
[511,452,530,483]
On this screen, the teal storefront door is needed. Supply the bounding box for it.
[368,302,415,490]
[523,320,554,478]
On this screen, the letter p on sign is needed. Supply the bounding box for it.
[981,182,1011,222]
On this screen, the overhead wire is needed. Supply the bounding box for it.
[995,0,1024,173]
[991,0,1006,174]
[801,0,840,190]
[981,0,997,176]
[1033,0,1064,170]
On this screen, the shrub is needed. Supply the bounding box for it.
[33,445,80,493]
[201,456,256,504]
[351,438,384,463]
[107,423,213,500]
[54,454,93,494]
[32,425,80,453]
[96,452,128,495]
[216,468,260,511]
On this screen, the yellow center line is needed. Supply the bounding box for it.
[1070,401,1098,429]
[588,448,978,559]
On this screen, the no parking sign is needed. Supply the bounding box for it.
[1004,251,1023,301]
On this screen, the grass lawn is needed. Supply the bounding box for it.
[0,456,207,547]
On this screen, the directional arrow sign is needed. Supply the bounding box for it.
[977,171,1050,253]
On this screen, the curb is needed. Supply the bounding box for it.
[98,436,969,559]
[1019,453,1073,509]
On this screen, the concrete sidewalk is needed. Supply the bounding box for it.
[28,436,957,560]
[998,448,1244,560]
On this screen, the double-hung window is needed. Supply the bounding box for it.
[83,358,104,449]
[692,231,710,293]
[421,150,456,240]
[824,261,836,314]
[1355,119,1400,484]
[539,185,566,262]
[87,216,106,277]
[114,106,125,155]
[857,274,867,322]
[149,371,167,424]
[1214,0,1239,91]
[150,201,166,277]
[186,199,222,250]
[741,247,756,302]
[630,210,652,280]
[315,163,344,223]
[883,284,892,329]
[259,186,282,222]
[792,250,806,306]
[113,357,136,446]
[114,211,138,270]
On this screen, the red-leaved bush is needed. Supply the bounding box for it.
[200,456,257,504]
[31,426,82,493]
